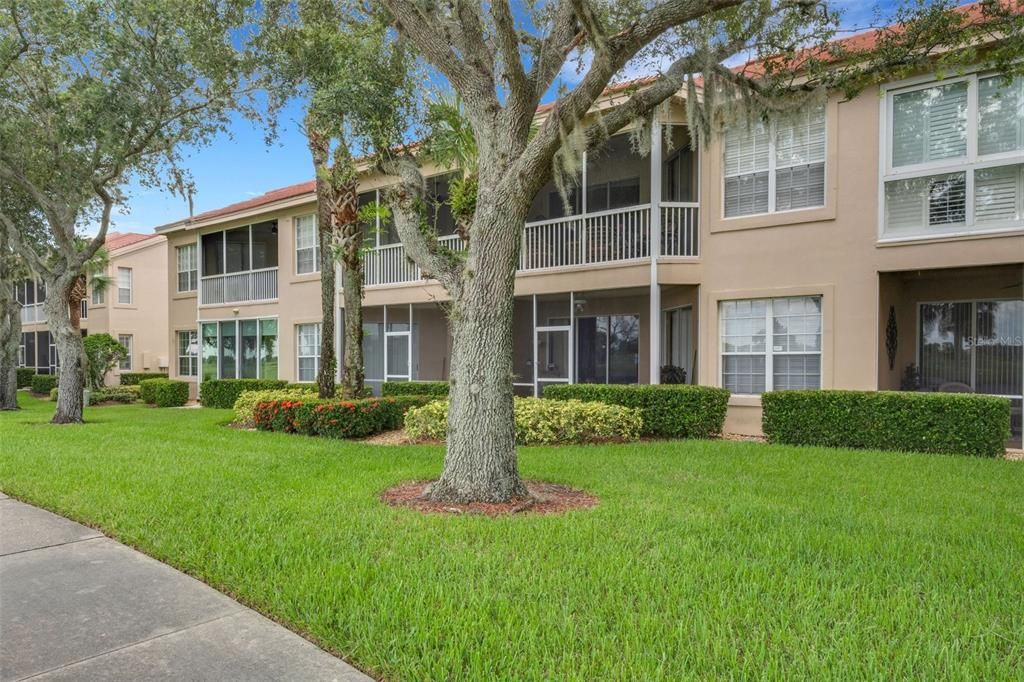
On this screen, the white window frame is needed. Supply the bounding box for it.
[117,267,132,305]
[177,329,198,377]
[721,105,828,220]
[118,334,133,370]
[176,244,198,293]
[294,214,320,275]
[879,70,1024,241]
[719,296,823,395]
[296,323,321,383]
[91,284,105,305]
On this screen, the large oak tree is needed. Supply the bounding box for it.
[374,0,1023,502]
[0,0,250,422]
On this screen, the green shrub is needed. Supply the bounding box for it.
[84,334,128,389]
[199,379,288,408]
[91,385,142,404]
[233,388,323,426]
[49,387,58,401]
[16,367,34,388]
[381,381,450,397]
[31,373,58,394]
[543,384,730,439]
[404,397,644,445]
[252,395,431,438]
[140,379,190,407]
[119,372,169,386]
[761,390,1011,458]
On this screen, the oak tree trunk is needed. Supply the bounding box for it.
[47,275,85,423]
[426,200,529,503]
[0,285,20,410]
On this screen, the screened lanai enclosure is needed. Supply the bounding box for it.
[879,264,1024,445]
[353,285,699,397]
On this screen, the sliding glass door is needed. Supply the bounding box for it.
[919,299,1023,440]
[576,315,640,384]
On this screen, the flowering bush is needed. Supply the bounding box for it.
[252,395,431,439]
[233,388,321,427]
[404,398,643,445]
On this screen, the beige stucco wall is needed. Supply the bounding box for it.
[156,82,1023,430]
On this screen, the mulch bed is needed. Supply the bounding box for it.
[381,480,599,516]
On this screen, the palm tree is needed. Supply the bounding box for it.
[69,246,110,332]
[425,96,478,241]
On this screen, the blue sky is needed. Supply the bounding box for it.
[111,0,898,235]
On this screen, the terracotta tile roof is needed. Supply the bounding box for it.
[105,232,161,251]
[732,0,1020,78]
[185,180,317,224]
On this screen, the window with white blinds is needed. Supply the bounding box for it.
[723,104,826,218]
[720,296,822,394]
[883,74,1024,238]
[296,323,321,382]
[176,244,197,292]
[295,214,319,274]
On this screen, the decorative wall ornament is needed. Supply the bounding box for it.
[885,306,898,371]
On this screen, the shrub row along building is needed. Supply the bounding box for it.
[18,27,1024,444]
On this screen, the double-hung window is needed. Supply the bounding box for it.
[118,334,133,370]
[176,244,198,292]
[177,330,198,377]
[720,296,822,394]
[723,104,826,218]
[296,323,321,382]
[117,267,132,304]
[295,214,319,274]
[883,73,1024,238]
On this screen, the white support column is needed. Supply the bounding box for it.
[649,120,663,384]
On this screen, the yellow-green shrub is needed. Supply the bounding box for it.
[233,388,320,426]
[404,398,643,445]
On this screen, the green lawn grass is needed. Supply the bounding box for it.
[2,394,1023,680]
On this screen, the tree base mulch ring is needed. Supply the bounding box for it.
[382,480,599,516]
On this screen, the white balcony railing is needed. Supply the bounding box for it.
[363,234,465,287]
[361,204,699,287]
[660,202,699,257]
[200,267,278,305]
[20,303,45,324]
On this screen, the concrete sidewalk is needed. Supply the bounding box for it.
[0,493,370,681]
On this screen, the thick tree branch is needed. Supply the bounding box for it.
[378,151,464,298]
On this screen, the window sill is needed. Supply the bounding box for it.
[173,291,198,300]
[728,395,763,407]
[289,272,321,284]
[709,204,836,233]
[877,226,1024,246]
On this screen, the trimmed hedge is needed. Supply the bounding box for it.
[252,395,431,439]
[761,390,1011,458]
[17,367,34,388]
[119,372,169,386]
[31,373,58,394]
[200,379,289,408]
[543,384,730,439]
[233,388,323,427]
[404,397,644,445]
[92,385,142,404]
[139,378,190,407]
[381,381,450,397]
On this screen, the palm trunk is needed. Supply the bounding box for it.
[0,286,20,410]
[426,201,528,503]
[316,211,337,398]
[340,232,365,399]
[46,275,85,423]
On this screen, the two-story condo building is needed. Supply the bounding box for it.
[17,232,170,382]
[156,50,1024,444]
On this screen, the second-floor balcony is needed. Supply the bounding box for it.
[363,202,698,287]
[201,267,279,305]
[199,221,279,306]
[363,124,700,288]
